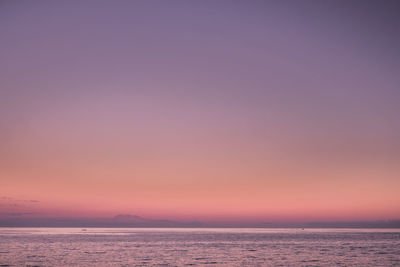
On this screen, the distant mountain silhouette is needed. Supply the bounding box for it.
[113,214,147,221]
[0,213,203,227]
[0,213,399,228]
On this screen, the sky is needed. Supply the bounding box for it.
[1,0,399,225]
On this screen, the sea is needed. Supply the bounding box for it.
[0,228,399,266]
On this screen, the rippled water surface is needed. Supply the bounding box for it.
[0,228,399,266]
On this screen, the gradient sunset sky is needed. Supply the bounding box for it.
[1,0,399,224]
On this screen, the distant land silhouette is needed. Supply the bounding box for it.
[0,214,399,228]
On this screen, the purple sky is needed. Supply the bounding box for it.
[0,1,399,224]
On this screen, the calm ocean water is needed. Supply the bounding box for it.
[0,228,399,266]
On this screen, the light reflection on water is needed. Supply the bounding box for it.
[2,227,400,235]
[1,228,399,266]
